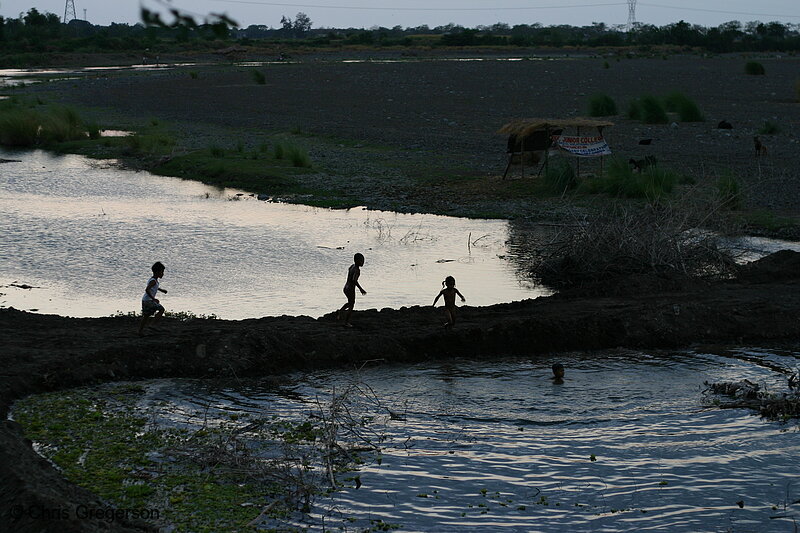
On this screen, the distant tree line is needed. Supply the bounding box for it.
[1,8,799,64]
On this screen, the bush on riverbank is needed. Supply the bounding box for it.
[0,98,94,147]
[529,198,741,289]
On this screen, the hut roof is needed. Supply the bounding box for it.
[498,118,614,137]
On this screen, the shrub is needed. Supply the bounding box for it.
[530,202,741,289]
[0,108,41,146]
[273,142,285,159]
[286,144,311,168]
[122,133,175,156]
[189,71,198,79]
[717,172,742,210]
[744,61,765,75]
[603,60,610,69]
[251,70,266,85]
[541,161,577,195]
[582,157,678,201]
[628,95,668,124]
[663,92,704,122]
[758,121,780,134]
[587,94,617,117]
[209,144,225,158]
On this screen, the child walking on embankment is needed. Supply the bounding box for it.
[338,253,366,327]
[138,261,167,336]
[433,275,465,329]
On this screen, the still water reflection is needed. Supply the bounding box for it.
[0,149,544,318]
[138,348,800,532]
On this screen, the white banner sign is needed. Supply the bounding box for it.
[553,135,612,158]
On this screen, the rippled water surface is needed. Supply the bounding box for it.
[0,149,543,317]
[139,348,800,532]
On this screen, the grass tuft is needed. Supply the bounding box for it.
[663,92,705,122]
[251,70,266,85]
[744,61,765,75]
[580,157,681,201]
[540,161,577,195]
[716,172,742,210]
[628,95,668,124]
[758,121,780,135]
[587,94,617,117]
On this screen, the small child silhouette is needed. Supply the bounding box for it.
[338,253,366,327]
[138,261,167,336]
[433,276,465,329]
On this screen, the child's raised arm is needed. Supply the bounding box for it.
[433,289,444,306]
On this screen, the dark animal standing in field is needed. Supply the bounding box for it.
[717,120,733,129]
[754,136,768,156]
[629,155,657,173]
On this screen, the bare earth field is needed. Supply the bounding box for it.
[31,51,800,217]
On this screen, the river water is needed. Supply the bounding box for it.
[0,148,543,318]
[133,348,800,532]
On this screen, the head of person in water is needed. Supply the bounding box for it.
[552,363,565,379]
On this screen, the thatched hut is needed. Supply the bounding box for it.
[498,118,614,178]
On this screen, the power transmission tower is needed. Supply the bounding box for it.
[627,0,637,32]
[64,0,77,23]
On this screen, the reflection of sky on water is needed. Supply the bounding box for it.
[128,348,800,532]
[0,148,546,318]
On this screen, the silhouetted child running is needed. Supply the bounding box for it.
[338,253,366,327]
[138,261,167,336]
[433,276,465,329]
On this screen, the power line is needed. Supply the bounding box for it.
[210,0,628,12]
[639,2,800,19]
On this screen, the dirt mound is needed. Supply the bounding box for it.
[737,249,800,283]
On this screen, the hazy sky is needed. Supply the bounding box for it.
[2,1,798,29]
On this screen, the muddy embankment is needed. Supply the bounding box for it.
[3,250,800,532]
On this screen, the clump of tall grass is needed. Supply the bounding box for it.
[251,70,266,85]
[122,132,175,156]
[628,95,668,124]
[758,121,780,135]
[189,71,198,79]
[273,141,312,167]
[716,172,742,210]
[540,161,577,195]
[286,145,311,168]
[0,103,94,146]
[603,60,610,69]
[587,93,617,117]
[208,144,225,158]
[580,157,681,201]
[744,61,765,75]
[663,92,704,122]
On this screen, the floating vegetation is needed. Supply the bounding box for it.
[705,378,800,422]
